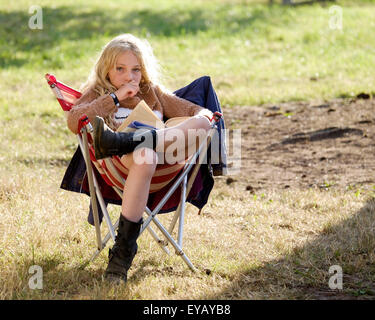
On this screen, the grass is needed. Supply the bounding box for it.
[1,174,375,299]
[1,0,375,300]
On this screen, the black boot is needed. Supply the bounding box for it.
[93,116,157,160]
[104,214,142,284]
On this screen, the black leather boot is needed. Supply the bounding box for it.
[104,214,143,284]
[93,116,157,160]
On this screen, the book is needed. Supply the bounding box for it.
[116,100,190,133]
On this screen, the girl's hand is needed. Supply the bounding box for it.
[194,108,213,121]
[114,81,139,101]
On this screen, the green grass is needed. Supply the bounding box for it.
[0,0,374,109]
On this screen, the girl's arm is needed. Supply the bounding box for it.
[154,85,213,121]
[67,90,117,134]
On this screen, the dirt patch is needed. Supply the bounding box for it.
[221,97,375,192]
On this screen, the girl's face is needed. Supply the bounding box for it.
[108,50,142,90]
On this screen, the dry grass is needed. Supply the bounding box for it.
[1,165,374,299]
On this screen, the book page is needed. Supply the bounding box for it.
[116,100,165,132]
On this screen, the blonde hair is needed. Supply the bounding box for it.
[82,33,161,94]
[81,34,162,128]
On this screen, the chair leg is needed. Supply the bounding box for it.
[88,217,119,264]
[177,176,187,247]
[146,224,170,255]
[80,130,102,251]
[150,215,197,272]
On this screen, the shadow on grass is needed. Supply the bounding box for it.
[16,156,71,167]
[12,254,106,299]
[201,198,375,300]
[11,199,375,299]
[0,4,277,68]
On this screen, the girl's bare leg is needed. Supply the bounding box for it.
[120,148,158,222]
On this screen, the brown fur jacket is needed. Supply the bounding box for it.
[67,83,212,134]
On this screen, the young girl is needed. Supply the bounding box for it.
[67,33,213,284]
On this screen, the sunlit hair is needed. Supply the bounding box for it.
[81,33,162,96]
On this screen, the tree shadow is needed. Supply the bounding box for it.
[286,0,336,7]
[0,4,275,68]
[201,198,375,299]
[11,199,375,299]
[16,156,71,167]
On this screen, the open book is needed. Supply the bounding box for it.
[116,100,190,132]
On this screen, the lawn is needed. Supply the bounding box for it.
[0,0,374,300]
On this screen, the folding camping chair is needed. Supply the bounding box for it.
[45,73,222,272]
